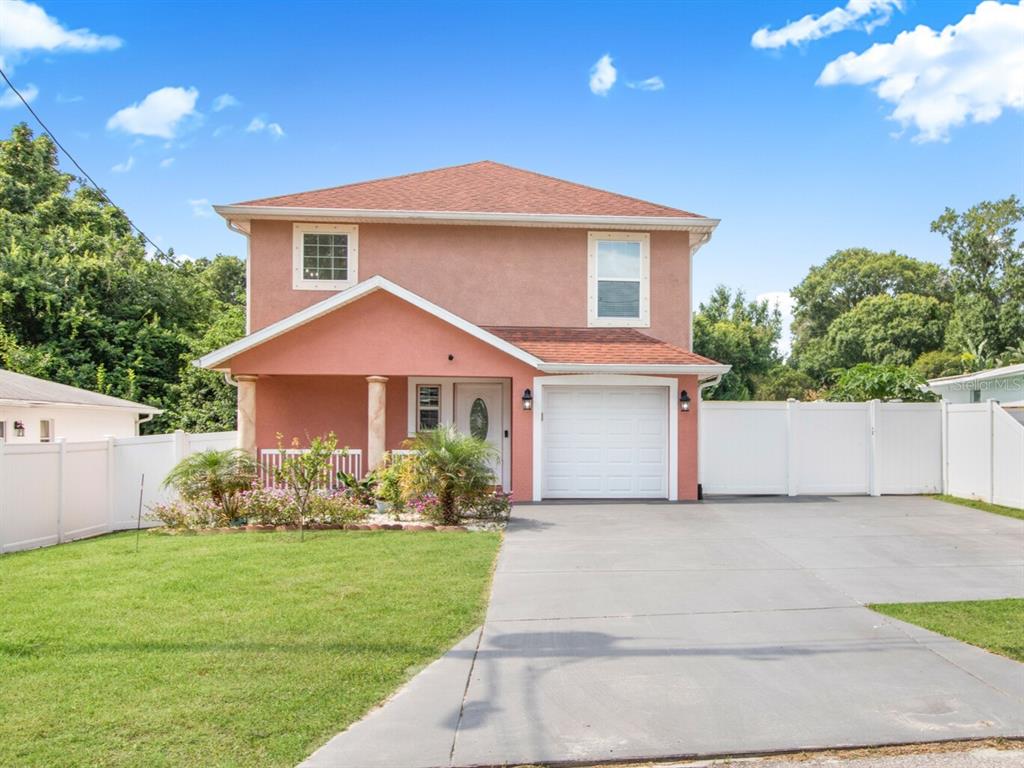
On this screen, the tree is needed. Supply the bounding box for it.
[403,425,497,525]
[170,305,245,432]
[822,293,950,370]
[754,366,817,401]
[790,248,950,373]
[824,363,934,402]
[912,350,962,380]
[693,286,781,400]
[162,448,257,522]
[0,123,245,431]
[932,196,1024,359]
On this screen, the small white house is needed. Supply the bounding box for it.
[0,369,161,443]
[927,363,1024,405]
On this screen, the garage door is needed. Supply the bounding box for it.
[543,386,669,498]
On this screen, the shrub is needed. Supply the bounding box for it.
[162,449,257,521]
[402,426,497,525]
[273,433,338,537]
[824,363,936,402]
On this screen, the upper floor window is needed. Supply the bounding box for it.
[587,232,650,327]
[292,223,359,291]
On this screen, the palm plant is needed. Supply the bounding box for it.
[404,425,497,525]
[162,449,258,521]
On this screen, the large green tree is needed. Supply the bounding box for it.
[931,196,1024,366]
[693,286,781,400]
[0,123,243,431]
[790,247,950,375]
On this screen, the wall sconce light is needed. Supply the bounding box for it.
[522,388,533,411]
[14,420,25,437]
[679,390,691,413]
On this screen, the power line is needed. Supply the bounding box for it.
[0,66,172,262]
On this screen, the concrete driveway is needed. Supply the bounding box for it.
[302,496,1024,768]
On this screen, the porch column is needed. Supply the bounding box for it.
[366,376,389,471]
[236,375,258,456]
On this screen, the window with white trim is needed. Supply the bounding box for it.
[39,419,54,443]
[587,232,650,327]
[416,385,441,431]
[292,223,359,291]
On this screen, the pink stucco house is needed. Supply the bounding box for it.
[198,161,728,501]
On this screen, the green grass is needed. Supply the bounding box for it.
[871,599,1024,662]
[931,494,1024,521]
[0,529,500,768]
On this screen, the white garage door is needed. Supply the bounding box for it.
[543,386,669,498]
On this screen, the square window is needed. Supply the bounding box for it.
[293,224,359,290]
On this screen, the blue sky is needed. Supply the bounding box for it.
[1,0,1022,349]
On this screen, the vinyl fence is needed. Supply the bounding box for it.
[699,400,944,496]
[944,401,1024,508]
[0,430,237,554]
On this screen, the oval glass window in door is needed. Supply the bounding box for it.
[469,398,489,440]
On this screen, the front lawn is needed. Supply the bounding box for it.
[930,494,1024,521]
[871,599,1024,662]
[0,530,500,768]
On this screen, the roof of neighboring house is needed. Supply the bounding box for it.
[196,275,729,378]
[927,363,1024,387]
[0,369,162,413]
[484,326,720,366]
[223,160,709,221]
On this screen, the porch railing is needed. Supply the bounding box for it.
[259,448,363,489]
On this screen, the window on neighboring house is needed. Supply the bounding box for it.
[0,421,5,440]
[416,385,441,431]
[292,223,359,291]
[40,419,54,443]
[588,232,650,327]
[971,389,982,403]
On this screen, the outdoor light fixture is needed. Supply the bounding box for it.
[14,420,25,437]
[679,390,691,413]
[522,388,533,411]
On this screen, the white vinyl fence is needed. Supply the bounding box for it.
[944,401,1024,508]
[699,400,943,496]
[0,430,237,554]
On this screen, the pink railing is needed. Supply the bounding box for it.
[259,448,363,489]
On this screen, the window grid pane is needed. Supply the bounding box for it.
[417,385,441,431]
[302,233,348,282]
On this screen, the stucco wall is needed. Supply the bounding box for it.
[247,220,693,349]
[0,406,139,443]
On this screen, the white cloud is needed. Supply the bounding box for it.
[212,93,238,112]
[188,198,212,218]
[589,54,617,95]
[627,76,665,91]
[159,157,175,168]
[757,291,796,357]
[55,93,83,103]
[111,156,134,173]
[0,0,121,70]
[106,86,199,139]
[818,1,1024,142]
[246,116,285,138]
[0,81,37,108]
[752,0,902,49]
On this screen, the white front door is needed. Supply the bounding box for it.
[542,385,668,498]
[454,383,504,483]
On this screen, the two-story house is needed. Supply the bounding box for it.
[198,161,728,501]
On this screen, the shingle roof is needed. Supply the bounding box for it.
[232,161,703,218]
[0,369,162,412]
[483,326,721,366]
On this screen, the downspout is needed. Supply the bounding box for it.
[135,412,154,436]
[225,219,252,334]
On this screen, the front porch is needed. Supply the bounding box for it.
[242,374,517,490]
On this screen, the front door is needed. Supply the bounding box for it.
[454,383,504,484]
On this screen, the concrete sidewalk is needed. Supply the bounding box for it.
[300,496,1024,768]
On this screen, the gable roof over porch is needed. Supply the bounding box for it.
[196,276,729,378]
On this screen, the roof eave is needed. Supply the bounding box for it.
[0,398,162,414]
[213,204,720,233]
[537,363,732,379]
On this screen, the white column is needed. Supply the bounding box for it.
[235,375,258,456]
[366,376,389,471]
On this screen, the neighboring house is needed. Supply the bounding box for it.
[927,363,1024,405]
[199,161,728,501]
[0,369,161,443]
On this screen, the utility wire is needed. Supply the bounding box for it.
[0,66,172,262]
